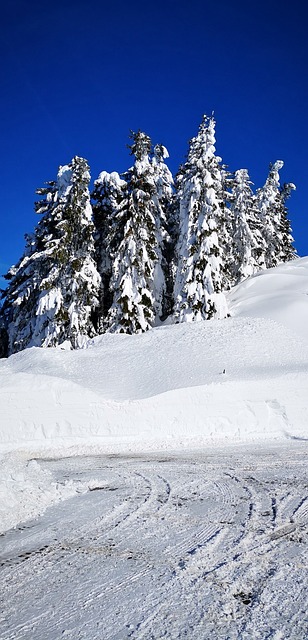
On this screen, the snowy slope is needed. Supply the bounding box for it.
[228,255,308,341]
[0,257,308,455]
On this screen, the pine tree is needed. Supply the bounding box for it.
[92,170,127,329]
[173,115,230,322]
[105,131,166,333]
[230,169,266,283]
[1,157,100,354]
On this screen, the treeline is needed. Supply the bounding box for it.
[0,115,296,356]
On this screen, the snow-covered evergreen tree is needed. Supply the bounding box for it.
[165,169,181,316]
[173,115,230,322]
[152,144,173,207]
[276,182,297,263]
[0,118,298,349]
[151,143,174,318]
[92,171,127,329]
[255,160,293,269]
[1,157,100,354]
[105,131,166,333]
[230,169,266,283]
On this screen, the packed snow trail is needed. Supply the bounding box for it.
[1,444,307,639]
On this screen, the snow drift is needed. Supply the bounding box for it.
[0,256,307,455]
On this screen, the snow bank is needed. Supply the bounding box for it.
[228,256,308,341]
[0,367,307,454]
[0,452,90,532]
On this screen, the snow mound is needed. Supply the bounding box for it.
[0,453,89,533]
[228,256,308,340]
[3,315,306,403]
[0,256,307,456]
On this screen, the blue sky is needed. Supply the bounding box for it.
[1,0,307,287]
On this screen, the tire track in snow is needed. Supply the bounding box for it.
[126,469,255,638]
[292,495,308,522]
[1,449,308,640]
[138,467,307,640]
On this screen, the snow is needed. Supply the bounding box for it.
[0,257,308,638]
[0,453,89,533]
[1,447,307,638]
[57,164,73,198]
[228,256,308,340]
[0,254,307,456]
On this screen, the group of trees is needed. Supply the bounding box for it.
[0,115,296,356]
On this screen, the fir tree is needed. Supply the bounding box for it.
[173,115,230,322]
[255,160,287,269]
[230,169,266,283]
[151,143,174,318]
[105,131,166,333]
[276,182,297,263]
[152,144,173,206]
[1,157,100,354]
[165,170,181,317]
[92,170,127,329]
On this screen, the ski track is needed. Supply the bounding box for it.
[0,446,307,639]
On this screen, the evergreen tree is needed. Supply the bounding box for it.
[230,169,266,283]
[0,325,8,358]
[92,170,127,329]
[105,131,166,333]
[151,143,174,318]
[165,170,181,317]
[1,157,100,354]
[152,144,173,206]
[255,160,287,269]
[173,115,230,322]
[276,182,297,263]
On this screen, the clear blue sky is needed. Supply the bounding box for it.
[1,0,307,286]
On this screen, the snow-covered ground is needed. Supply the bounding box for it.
[0,257,308,638]
[1,446,307,639]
